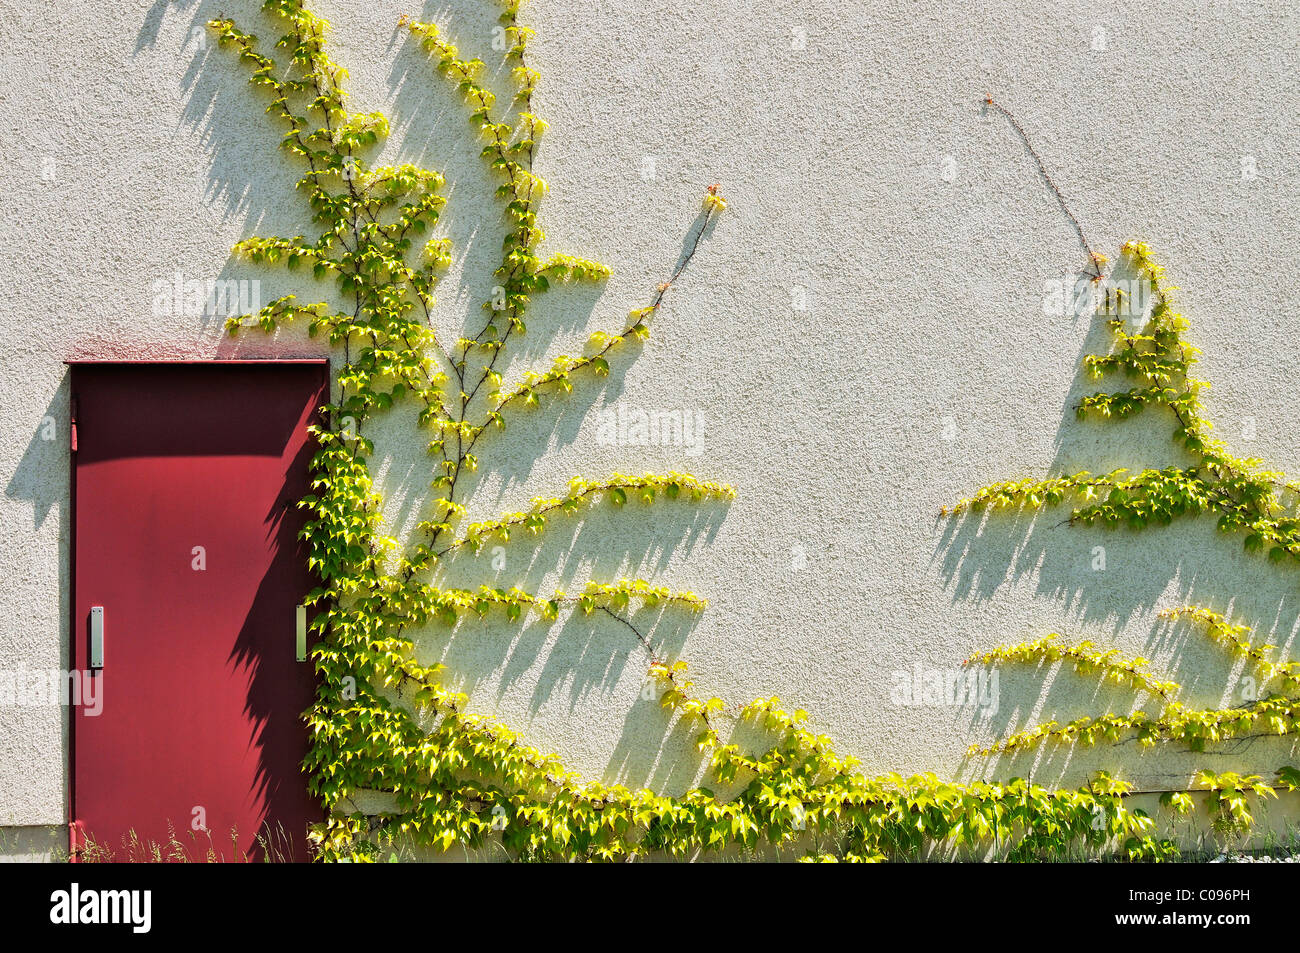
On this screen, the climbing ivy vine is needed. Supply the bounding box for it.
[947,238,1300,838]
[207,3,1264,862]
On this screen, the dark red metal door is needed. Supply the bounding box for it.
[70,362,326,861]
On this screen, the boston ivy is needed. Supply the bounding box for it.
[207,3,1283,862]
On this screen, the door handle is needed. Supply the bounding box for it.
[89,606,104,669]
[296,605,307,662]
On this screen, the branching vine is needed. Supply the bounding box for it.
[207,6,1258,862]
[945,97,1300,843]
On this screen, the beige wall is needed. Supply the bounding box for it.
[1,0,1298,858]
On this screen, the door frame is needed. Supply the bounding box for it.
[64,358,330,859]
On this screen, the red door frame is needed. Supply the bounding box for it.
[65,359,329,861]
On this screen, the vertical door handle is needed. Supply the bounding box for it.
[89,606,104,669]
[296,605,307,662]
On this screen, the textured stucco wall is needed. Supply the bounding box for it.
[1,0,1297,854]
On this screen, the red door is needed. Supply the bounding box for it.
[70,361,327,862]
